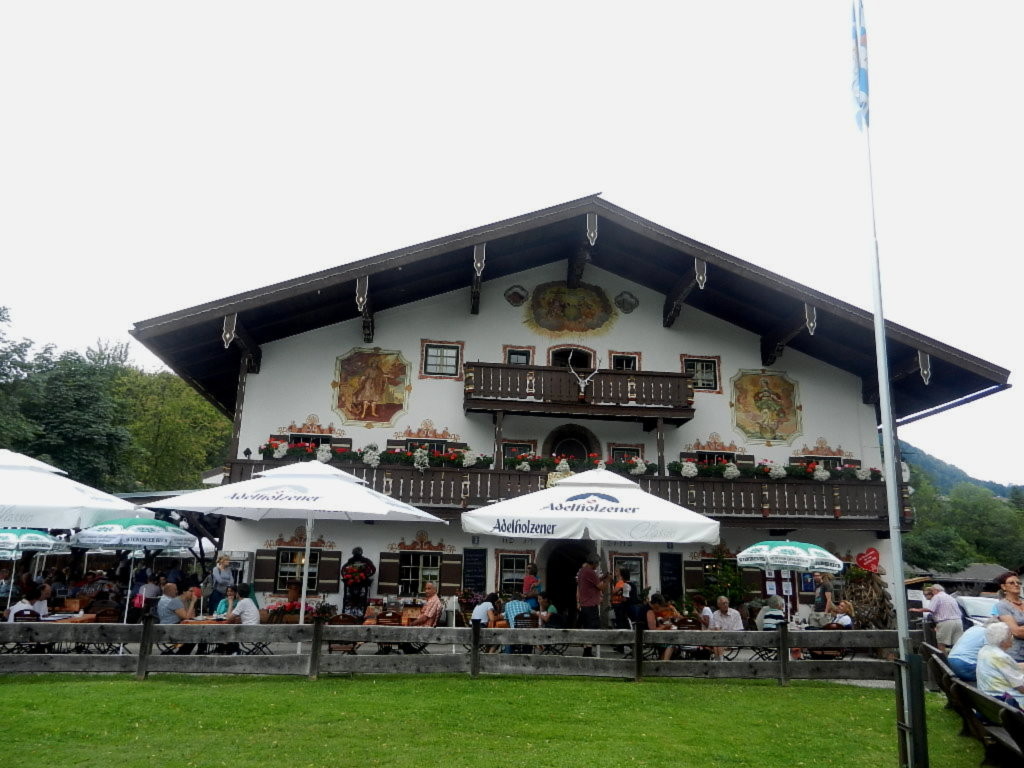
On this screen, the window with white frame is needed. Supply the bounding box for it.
[505,347,532,365]
[610,353,639,371]
[276,548,320,592]
[681,355,720,392]
[421,341,462,378]
[498,553,529,596]
[399,551,440,596]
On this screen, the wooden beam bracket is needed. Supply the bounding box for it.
[760,306,814,366]
[356,276,374,343]
[470,243,486,315]
[220,313,261,373]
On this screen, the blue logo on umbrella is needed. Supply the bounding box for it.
[566,493,619,503]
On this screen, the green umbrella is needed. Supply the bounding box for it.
[736,540,844,574]
[70,518,197,550]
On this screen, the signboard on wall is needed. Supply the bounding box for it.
[462,548,487,594]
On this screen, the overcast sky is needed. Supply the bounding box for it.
[2,2,1019,487]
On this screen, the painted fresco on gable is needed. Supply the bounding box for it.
[332,348,410,427]
[525,281,616,336]
[730,370,802,445]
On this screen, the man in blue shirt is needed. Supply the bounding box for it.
[503,594,533,654]
[947,624,987,681]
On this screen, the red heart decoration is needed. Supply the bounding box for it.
[856,548,880,573]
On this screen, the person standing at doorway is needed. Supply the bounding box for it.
[576,555,607,657]
[809,572,835,628]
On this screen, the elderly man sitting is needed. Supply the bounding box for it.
[708,595,744,661]
[399,581,442,654]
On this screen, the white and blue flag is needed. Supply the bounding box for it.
[851,0,869,130]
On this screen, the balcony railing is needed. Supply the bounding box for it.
[226,460,907,528]
[463,362,695,426]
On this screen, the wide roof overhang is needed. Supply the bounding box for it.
[131,195,1010,422]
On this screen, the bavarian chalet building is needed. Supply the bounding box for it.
[132,196,1010,619]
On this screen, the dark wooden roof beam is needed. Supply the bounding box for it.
[220,314,261,374]
[566,213,599,289]
[662,259,707,328]
[862,350,933,405]
[356,276,374,343]
[760,304,817,367]
[470,244,486,315]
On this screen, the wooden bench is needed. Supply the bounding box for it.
[950,679,1024,766]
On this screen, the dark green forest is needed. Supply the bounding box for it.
[0,307,231,493]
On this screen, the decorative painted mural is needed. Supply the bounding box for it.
[798,437,853,458]
[388,530,456,554]
[525,281,616,336]
[394,420,460,441]
[730,370,802,445]
[265,526,337,549]
[332,348,410,427]
[278,414,345,435]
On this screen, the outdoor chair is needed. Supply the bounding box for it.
[512,611,537,654]
[327,613,361,655]
[9,609,45,654]
[375,610,402,654]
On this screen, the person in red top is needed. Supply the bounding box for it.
[576,555,607,657]
[522,563,541,610]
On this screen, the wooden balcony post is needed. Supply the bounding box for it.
[656,418,665,476]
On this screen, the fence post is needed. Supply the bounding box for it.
[135,615,154,681]
[777,625,790,686]
[470,620,481,679]
[308,618,324,680]
[633,621,644,681]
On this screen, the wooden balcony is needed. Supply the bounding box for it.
[225,460,908,531]
[463,362,695,429]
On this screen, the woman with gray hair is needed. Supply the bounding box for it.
[761,595,787,631]
[976,620,1024,707]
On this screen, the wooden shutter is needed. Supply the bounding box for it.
[378,552,400,595]
[253,549,277,595]
[438,553,464,596]
[735,454,755,469]
[318,549,342,596]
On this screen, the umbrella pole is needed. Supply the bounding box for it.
[297,510,313,654]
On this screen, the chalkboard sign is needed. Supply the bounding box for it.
[659,553,683,600]
[462,548,487,594]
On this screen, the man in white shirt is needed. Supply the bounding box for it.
[222,584,260,655]
[708,595,744,660]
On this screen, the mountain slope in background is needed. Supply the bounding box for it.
[900,440,1014,496]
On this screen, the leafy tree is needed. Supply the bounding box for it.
[0,307,41,448]
[1009,486,1024,512]
[16,349,134,491]
[903,525,975,574]
[115,369,231,490]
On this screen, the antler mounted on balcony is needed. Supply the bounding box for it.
[567,350,601,399]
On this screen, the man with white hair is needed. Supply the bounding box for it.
[921,584,963,652]
[976,621,1024,707]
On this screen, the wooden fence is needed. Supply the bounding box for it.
[0,621,915,684]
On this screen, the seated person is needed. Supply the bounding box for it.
[5,584,42,621]
[221,584,260,654]
[534,592,562,628]
[502,592,533,654]
[832,600,855,628]
[976,621,1024,708]
[708,595,744,661]
[470,592,501,626]
[760,595,787,631]
[948,622,990,682]
[157,582,198,655]
[646,593,682,661]
[214,585,239,617]
[399,581,442,654]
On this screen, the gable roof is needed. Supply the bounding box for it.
[131,195,1010,420]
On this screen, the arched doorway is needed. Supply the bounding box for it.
[542,540,593,628]
[543,424,600,461]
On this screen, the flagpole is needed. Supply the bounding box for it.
[852,3,920,766]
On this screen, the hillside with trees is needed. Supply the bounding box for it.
[0,307,230,493]
[900,439,1015,497]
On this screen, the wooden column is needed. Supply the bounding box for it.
[492,411,504,466]
[655,418,666,475]
[227,353,249,461]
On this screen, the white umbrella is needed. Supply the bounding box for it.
[145,461,447,624]
[736,540,844,575]
[461,468,720,544]
[0,529,70,609]
[0,450,143,529]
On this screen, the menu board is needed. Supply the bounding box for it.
[659,553,683,600]
[462,548,487,594]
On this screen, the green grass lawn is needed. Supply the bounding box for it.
[1,674,980,768]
